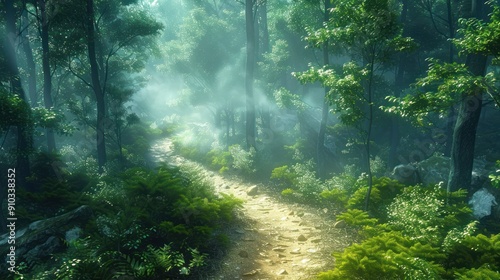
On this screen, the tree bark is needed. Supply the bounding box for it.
[4,0,32,189]
[447,0,488,193]
[39,0,56,153]
[86,0,107,172]
[245,0,256,150]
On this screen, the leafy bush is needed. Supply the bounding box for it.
[336,209,378,227]
[318,181,492,279]
[229,144,256,175]
[281,188,295,198]
[347,176,406,219]
[121,165,242,249]
[207,148,232,174]
[271,165,297,188]
[388,185,471,246]
[270,160,323,199]
[318,231,446,280]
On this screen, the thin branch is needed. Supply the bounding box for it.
[67,58,93,89]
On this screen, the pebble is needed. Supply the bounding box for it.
[277,269,288,275]
[238,250,249,258]
[272,247,286,252]
[297,234,308,242]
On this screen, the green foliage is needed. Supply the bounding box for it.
[388,186,471,246]
[281,188,295,198]
[336,209,378,227]
[271,165,298,187]
[318,231,446,280]
[446,233,500,272]
[120,165,242,249]
[273,87,308,112]
[455,265,500,279]
[319,188,348,208]
[347,176,406,218]
[454,3,500,58]
[229,144,256,175]
[31,107,74,135]
[0,92,31,131]
[139,244,207,277]
[207,148,232,174]
[384,59,485,126]
[488,160,500,188]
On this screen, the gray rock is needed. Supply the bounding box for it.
[334,220,346,228]
[247,185,258,196]
[297,234,307,242]
[0,205,92,266]
[238,250,249,258]
[277,269,288,275]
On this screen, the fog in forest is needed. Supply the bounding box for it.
[1,0,500,278]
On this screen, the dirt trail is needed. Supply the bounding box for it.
[151,139,352,279]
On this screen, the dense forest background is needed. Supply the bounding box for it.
[1,0,500,278]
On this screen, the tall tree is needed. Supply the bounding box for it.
[20,8,37,106]
[86,0,107,171]
[38,0,56,153]
[448,0,490,192]
[3,0,33,187]
[317,0,331,179]
[245,0,256,150]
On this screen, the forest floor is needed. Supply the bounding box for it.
[151,139,354,279]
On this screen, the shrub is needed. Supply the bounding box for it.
[318,231,446,280]
[229,144,256,175]
[281,188,294,197]
[271,165,298,188]
[347,176,406,219]
[388,185,471,246]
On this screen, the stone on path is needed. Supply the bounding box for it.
[247,185,258,196]
[272,247,286,252]
[290,248,301,254]
[242,270,259,276]
[334,220,346,228]
[277,269,288,275]
[297,234,308,242]
[238,250,249,258]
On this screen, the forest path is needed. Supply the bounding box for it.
[151,138,351,279]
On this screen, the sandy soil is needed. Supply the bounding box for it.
[151,139,354,279]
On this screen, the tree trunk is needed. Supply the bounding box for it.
[21,9,38,107]
[317,0,331,179]
[245,0,256,150]
[444,0,455,157]
[389,0,408,168]
[364,55,375,211]
[39,0,56,153]
[447,0,488,193]
[447,53,486,192]
[258,2,271,132]
[4,0,32,189]
[86,0,107,172]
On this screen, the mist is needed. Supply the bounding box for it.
[2,0,500,278]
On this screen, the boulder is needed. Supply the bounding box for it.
[0,205,92,269]
[469,188,498,219]
[392,155,490,187]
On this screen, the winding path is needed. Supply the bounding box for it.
[151,139,351,279]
